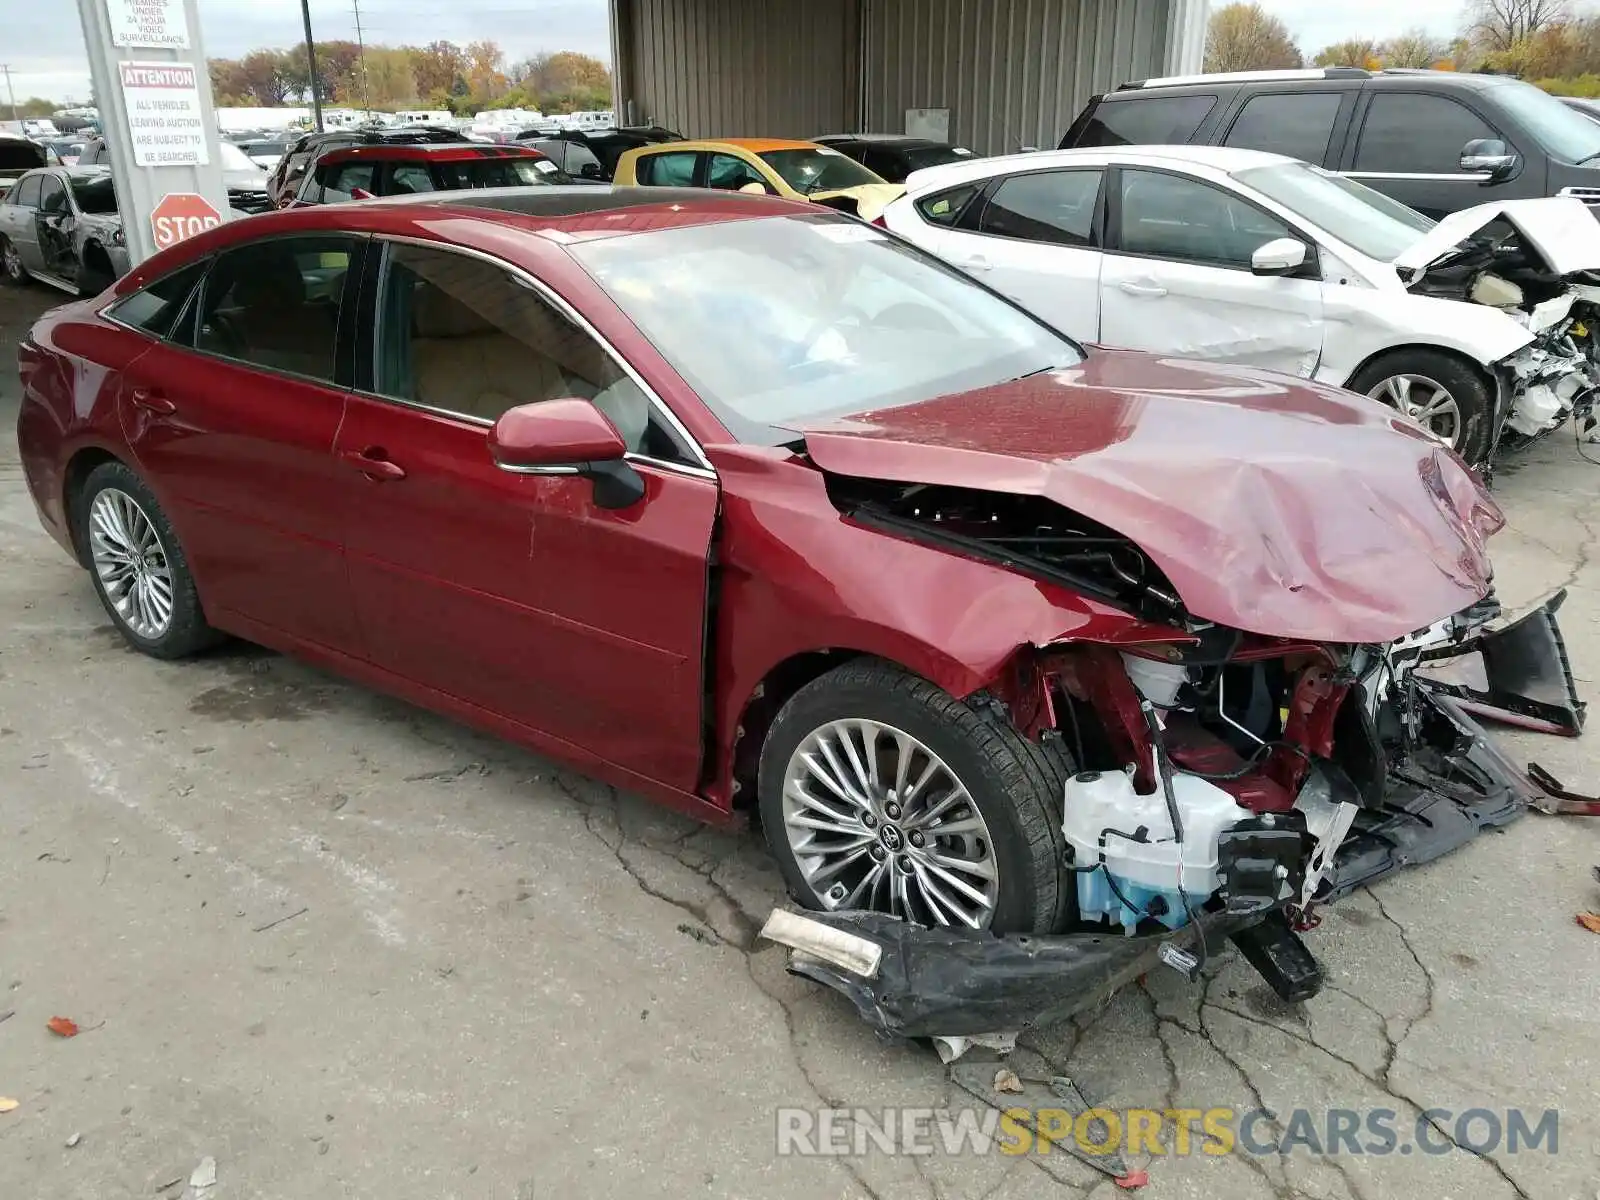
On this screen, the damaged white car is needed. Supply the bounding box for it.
[880,145,1600,466]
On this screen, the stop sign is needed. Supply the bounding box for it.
[150,192,224,253]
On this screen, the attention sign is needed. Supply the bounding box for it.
[119,61,209,166]
[105,0,190,49]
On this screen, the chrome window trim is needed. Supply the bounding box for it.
[1343,171,1491,182]
[372,233,717,478]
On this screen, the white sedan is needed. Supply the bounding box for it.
[881,145,1600,465]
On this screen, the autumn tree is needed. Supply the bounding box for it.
[464,39,509,104]
[364,47,417,107]
[409,40,466,99]
[1313,38,1379,67]
[1470,0,1571,52]
[1204,2,1302,72]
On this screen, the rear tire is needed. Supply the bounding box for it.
[1347,349,1495,466]
[757,658,1074,934]
[73,461,223,660]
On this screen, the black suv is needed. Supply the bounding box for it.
[1061,67,1600,218]
[514,126,682,181]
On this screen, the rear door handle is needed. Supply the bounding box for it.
[130,386,175,415]
[341,448,407,481]
[1118,280,1168,298]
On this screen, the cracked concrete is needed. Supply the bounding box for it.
[4,284,1600,1199]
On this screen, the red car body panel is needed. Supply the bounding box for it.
[12,191,1507,834]
[797,351,1503,645]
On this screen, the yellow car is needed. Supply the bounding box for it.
[614,137,904,221]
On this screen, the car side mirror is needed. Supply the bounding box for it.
[1460,138,1518,182]
[738,180,774,195]
[489,399,644,509]
[579,162,603,179]
[1251,237,1309,276]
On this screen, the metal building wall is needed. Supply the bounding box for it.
[858,0,1173,154]
[610,0,860,138]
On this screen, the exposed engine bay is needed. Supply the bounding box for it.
[1406,213,1600,447]
[769,481,1585,1040]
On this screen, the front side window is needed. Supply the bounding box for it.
[69,174,119,215]
[37,176,67,213]
[706,153,767,191]
[193,236,357,382]
[107,260,207,339]
[1075,95,1217,148]
[373,243,686,461]
[1117,169,1290,267]
[1355,94,1499,174]
[636,151,698,186]
[1223,92,1342,164]
[570,215,1082,446]
[319,162,376,202]
[979,170,1101,247]
[758,148,883,194]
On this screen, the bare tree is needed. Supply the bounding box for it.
[1205,2,1303,71]
[1382,28,1446,67]
[1314,38,1380,67]
[1469,0,1570,52]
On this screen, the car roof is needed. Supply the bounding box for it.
[114,186,817,291]
[816,133,947,147]
[1112,66,1511,97]
[319,142,545,164]
[900,144,1291,195]
[704,137,820,152]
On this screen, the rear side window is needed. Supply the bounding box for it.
[1355,93,1499,174]
[637,151,698,186]
[1224,93,1342,164]
[1074,94,1217,148]
[107,261,207,339]
[978,170,1101,247]
[11,174,42,208]
[916,183,981,226]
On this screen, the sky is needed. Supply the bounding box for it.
[2,0,1475,108]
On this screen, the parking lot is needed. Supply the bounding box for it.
[2,275,1600,1200]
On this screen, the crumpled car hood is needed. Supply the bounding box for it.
[1393,195,1600,278]
[795,350,1504,644]
[809,182,905,220]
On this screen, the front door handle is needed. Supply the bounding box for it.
[960,255,993,272]
[341,448,407,482]
[129,386,175,415]
[1118,280,1168,298]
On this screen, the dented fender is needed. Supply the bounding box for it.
[1312,287,1534,392]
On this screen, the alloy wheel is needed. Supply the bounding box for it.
[1,238,22,282]
[88,488,175,640]
[780,719,999,928]
[1368,372,1462,447]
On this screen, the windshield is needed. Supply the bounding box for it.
[1490,79,1600,163]
[433,155,570,188]
[1234,162,1434,261]
[571,214,1082,445]
[219,140,263,173]
[69,174,118,214]
[759,148,885,194]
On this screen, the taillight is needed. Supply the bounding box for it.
[870,215,888,229]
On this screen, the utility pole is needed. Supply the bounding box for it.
[1,64,19,123]
[300,0,324,131]
[351,0,372,118]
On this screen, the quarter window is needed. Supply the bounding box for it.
[107,261,207,340]
[978,170,1101,247]
[373,243,691,463]
[1117,170,1291,268]
[1355,93,1499,174]
[636,151,698,186]
[193,236,357,383]
[1075,95,1217,147]
[1224,92,1342,164]
[915,183,980,227]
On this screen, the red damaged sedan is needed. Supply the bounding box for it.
[15,188,1581,1038]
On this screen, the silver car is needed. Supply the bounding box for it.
[0,165,130,295]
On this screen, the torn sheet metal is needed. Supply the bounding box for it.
[1527,764,1600,816]
[1394,195,1600,278]
[798,353,1503,644]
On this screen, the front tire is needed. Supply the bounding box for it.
[1,235,30,285]
[1348,349,1495,466]
[757,659,1074,934]
[74,461,222,659]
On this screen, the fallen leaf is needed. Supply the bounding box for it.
[189,1155,217,1189]
[0,1098,18,1114]
[47,1016,79,1038]
[1577,912,1600,934]
[992,1067,1024,1094]
[1114,1169,1150,1190]
[65,1132,82,1148]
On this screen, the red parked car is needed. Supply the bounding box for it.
[285,142,570,206]
[15,187,1578,1036]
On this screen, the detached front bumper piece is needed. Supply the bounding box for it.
[760,906,1318,1040]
